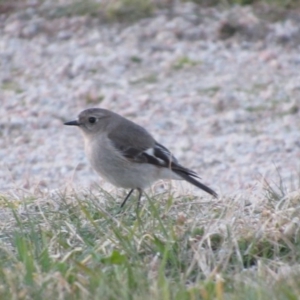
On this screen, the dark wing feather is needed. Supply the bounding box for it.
[109,137,218,198]
[110,142,169,167]
[151,143,218,198]
[107,120,155,163]
[108,121,155,152]
[154,143,199,178]
[172,171,218,198]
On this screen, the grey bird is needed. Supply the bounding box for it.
[64,108,217,208]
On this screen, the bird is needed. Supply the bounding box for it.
[64,108,217,208]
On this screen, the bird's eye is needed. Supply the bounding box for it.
[88,117,96,124]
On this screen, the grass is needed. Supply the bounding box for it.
[172,56,200,70]
[186,0,300,8]
[0,180,300,299]
[105,0,154,23]
[129,73,158,85]
[1,80,23,94]
[2,0,300,21]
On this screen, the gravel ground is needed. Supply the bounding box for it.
[1,2,300,199]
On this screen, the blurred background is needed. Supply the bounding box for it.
[0,0,300,197]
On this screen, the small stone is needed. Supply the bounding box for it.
[57,31,72,40]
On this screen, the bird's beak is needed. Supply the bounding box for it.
[64,120,80,126]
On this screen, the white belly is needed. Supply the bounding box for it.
[84,135,180,189]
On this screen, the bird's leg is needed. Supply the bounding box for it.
[136,188,143,211]
[120,189,134,208]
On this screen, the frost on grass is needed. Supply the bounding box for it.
[0,182,300,299]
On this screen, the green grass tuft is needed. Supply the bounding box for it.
[0,181,300,299]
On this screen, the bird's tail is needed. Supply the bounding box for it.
[173,170,218,198]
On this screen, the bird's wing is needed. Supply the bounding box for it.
[109,130,198,178]
[108,121,155,152]
[108,125,173,164]
[109,133,218,198]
